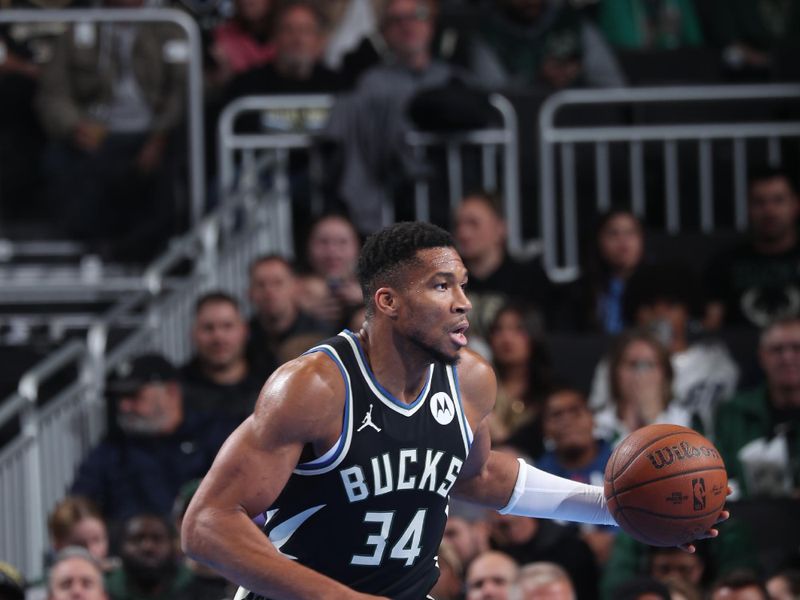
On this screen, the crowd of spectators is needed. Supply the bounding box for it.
[1,0,799,248]
[1,163,795,599]
[1,0,800,599]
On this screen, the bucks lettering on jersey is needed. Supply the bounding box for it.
[235,330,473,600]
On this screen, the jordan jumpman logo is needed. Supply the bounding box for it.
[357,403,381,432]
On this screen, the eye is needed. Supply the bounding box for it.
[435,282,448,291]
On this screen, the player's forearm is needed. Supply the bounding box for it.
[181,507,383,600]
[454,452,616,526]
[499,458,617,525]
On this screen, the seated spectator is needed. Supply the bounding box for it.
[705,168,800,330]
[589,263,739,437]
[46,547,106,600]
[180,292,263,421]
[324,0,470,234]
[648,546,707,592]
[487,302,552,448]
[715,316,800,499]
[298,214,364,328]
[597,0,704,50]
[224,0,341,105]
[48,496,118,572]
[35,0,187,262]
[106,514,193,600]
[557,210,645,334]
[70,354,236,523]
[710,571,770,600]
[517,562,576,600]
[465,550,519,600]
[444,499,491,568]
[602,524,757,600]
[0,560,24,600]
[454,192,553,338]
[766,569,800,600]
[534,387,615,565]
[593,329,692,443]
[246,254,331,376]
[209,0,275,89]
[489,507,599,600]
[462,0,626,90]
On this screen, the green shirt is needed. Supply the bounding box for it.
[105,564,194,600]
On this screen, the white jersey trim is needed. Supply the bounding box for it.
[341,330,434,416]
[293,344,354,476]
[446,364,473,457]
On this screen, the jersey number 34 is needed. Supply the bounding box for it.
[351,509,427,567]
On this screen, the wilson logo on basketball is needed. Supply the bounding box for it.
[692,478,706,510]
[645,441,721,470]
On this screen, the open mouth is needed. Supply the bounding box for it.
[449,322,469,348]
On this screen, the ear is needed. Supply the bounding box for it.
[374,286,400,318]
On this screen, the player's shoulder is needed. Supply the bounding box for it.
[255,350,345,421]
[455,348,497,415]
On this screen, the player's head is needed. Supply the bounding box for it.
[357,221,470,364]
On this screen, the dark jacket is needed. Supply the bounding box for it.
[70,410,236,523]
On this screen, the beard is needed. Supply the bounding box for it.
[407,328,461,366]
[117,413,163,436]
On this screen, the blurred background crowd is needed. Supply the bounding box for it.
[0,0,800,599]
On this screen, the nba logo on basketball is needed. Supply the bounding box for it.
[692,478,706,510]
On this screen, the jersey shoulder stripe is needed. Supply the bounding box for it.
[446,364,473,456]
[340,329,434,416]
[294,344,353,475]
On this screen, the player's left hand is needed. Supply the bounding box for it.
[678,486,732,553]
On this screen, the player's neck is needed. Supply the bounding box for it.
[356,325,432,405]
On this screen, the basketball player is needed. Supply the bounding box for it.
[181,222,725,599]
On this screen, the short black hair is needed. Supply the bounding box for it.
[748,165,798,195]
[357,221,455,317]
[194,290,241,315]
[273,0,327,32]
[622,262,702,322]
[249,254,295,279]
[711,569,769,600]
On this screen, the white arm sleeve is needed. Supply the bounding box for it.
[499,458,617,526]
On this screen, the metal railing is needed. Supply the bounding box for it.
[0,186,278,579]
[538,84,800,281]
[217,92,523,254]
[0,8,206,226]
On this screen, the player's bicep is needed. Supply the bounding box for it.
[189,355,342,518]
[196,413,305,518]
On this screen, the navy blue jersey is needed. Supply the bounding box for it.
[236,330,473,600]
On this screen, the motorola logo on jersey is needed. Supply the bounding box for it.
[430,392,455,425]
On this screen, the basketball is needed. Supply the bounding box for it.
[604,424,727,547]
